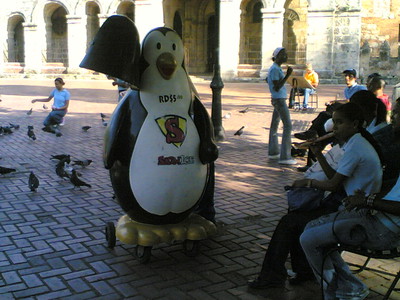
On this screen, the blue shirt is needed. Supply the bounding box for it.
[50,89,70,109]
[267,62,287,99]
[344,83,367,100]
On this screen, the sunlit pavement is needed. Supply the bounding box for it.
[0,78,397,299]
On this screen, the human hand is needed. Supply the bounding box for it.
[309,142,325,155]
[287,66,293,76]
[52,105,56,111]
[31,99,36,103]
[343,190,366,211]
[112,81,118,86]
[291,179,309,188]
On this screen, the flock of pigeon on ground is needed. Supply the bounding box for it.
[0,104,247,192]
[0,109,108,192]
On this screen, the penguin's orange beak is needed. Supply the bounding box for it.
[156,52,177,80]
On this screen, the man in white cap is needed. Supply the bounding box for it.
[267,47,297,165]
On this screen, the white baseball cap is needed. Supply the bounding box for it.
[273,47,285,59]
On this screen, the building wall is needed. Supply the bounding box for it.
[0,0,398,81]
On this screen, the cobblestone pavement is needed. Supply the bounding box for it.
[0,78,398,299]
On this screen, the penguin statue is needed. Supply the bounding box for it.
[80,15,218,231]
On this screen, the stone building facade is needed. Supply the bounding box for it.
[0,0,399,81]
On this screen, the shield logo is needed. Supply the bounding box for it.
[156,115,187,147]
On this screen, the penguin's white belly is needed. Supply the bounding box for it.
[129,118,207,216]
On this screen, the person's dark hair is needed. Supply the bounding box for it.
[367,76,385,92]
[55,77,65,85]
[367,72,382,81]
[349,90,387,125]
[334,102,384,165]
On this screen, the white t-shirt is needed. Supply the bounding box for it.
[337,133,382,196]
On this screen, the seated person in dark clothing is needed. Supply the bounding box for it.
[372,97,400,189]
[248,103,383,289]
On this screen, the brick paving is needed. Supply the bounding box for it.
[0,78,398,299]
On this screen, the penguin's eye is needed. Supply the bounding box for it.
[156,43,161,50]
[172,43,176,51]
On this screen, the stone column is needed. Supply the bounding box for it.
[331,10,362,77]
[219,0,241,79]
[23,23,42,73]
[66,15,87,73]
[260,8,284,78]
[134,0,164,41]
[306,9,335,78]
[0,19,6,71]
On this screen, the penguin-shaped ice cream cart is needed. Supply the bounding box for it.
[80,15,218,262]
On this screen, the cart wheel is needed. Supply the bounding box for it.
[105,222,116,249]
[134,246,152,264]
[183,240,200,257]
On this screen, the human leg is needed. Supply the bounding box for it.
[300,210,384,300]
[271,98,293,161]
[303,88,312,108]
[194,162,216,223]
[250,210,325,288]
[268,102,281,157]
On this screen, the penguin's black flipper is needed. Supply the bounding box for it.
[80,15,141,88]
[193,97,219,164]
[103,95,130,169]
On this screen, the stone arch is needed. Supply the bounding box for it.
[7,14,26,63]
[239,0,263,66]
[44,2,69,64]
[86,1,100,50]
[202,0,218,74]
[116,1,135,22]
[283,0,308,65]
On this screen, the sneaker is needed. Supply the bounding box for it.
[294,130,317,141]
[279,159,298,165]
[268,154,280,160]
[59,118,65,126]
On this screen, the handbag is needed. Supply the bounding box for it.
[287,187,326,212]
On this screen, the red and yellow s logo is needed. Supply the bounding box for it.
[156,115,187,147]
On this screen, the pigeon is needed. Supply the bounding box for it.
[100,113,107,119]
[55,158,71,180]
[51,154,71,164]
[82,126,91,132]
[239,107,249,113]
[9,123,20,130]
[70,169,91,189]
[27,108,33,115]
[102,118,108,126]
[234,126,245,136]
[0,166,16,175]
[72,159,93,167]
[43,104,48,109]
[1,126,12,134]
[222,112,231,119]
[27,126,36,140]
[28,171,39,192]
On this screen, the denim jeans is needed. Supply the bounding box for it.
[300,208,398,300]
[299,88,316,108]
[43,110,67,126]
[268,98,292,160]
